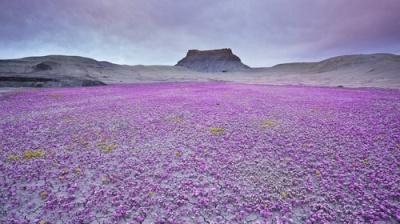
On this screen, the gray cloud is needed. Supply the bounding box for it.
[1,0,400,66]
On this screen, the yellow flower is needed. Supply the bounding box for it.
[23,150,43,158]
[284,157,289,161]
[6,155,18,160]
[363,158,369,163]
[175,151,180,156]
[261,119,276,127]
[210,127,223,134]
[316,170,321,175]
[74,168,81,173]
[40,191,47,199]
[148,190,153,196]
[280,192,287,197]
[39,221,46,224]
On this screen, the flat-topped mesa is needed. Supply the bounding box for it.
[176,48,250,73]
[186,48,233,57]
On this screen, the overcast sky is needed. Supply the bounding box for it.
[1,0,400,67]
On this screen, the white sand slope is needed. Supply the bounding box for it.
[0,53,399,89]
[202,53,400,89]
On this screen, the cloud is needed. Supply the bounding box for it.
[1,0,400,67]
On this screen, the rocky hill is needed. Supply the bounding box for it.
[175,48,250,72]
[0,55,109,87]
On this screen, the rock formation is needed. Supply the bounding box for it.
[175,48,250,72]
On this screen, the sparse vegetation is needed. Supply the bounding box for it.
[0,82,399,223]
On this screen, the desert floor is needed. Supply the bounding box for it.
[1,82,399,223]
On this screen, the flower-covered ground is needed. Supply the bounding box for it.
[0,82,399,223]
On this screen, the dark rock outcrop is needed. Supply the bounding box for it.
[175,48,250,72]
[0,76,106,88]
[0,76,56,88]
[33,61,60,71]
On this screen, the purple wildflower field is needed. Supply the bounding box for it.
[0,82,399,223]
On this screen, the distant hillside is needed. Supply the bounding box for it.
[246,53,400,88]
[0,55,110,87]
[0,55,202,87]
[267,53,400,74]
[0,53,399,88]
